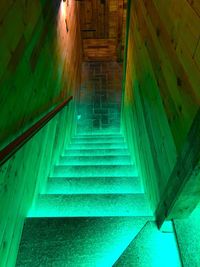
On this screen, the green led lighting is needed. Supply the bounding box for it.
[28,194,152,217]
[52,164,138,177]
[71,136,125,144]
[46,176,143,194]
[114,222,182,267]
[174,204,200,266]
[59,155,132,166]
[68,142,127,149]
[63,148,130,156]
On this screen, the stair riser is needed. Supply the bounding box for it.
[71,137,124,144]
[68,143,127,149]
[52,165,138,177]
[46,177,143,194]
[28,194,153,217]
[63,149,130,156]
[59,155,132,166]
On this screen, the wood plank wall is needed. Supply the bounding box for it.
[0,0,82,266]
[80,0,127,61]
[122,0,200,211]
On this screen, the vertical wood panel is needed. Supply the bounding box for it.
[122,0,200,215]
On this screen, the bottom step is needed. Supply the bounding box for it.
[113,221,182,267]
[16,217,150,267]
[28,194,153,217]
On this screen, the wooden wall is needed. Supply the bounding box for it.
[0,0,82,266]
[80,0,127,61]
[122,0,200,212]
[0,0,82,149]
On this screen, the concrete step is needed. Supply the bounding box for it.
[71,136,125,144]
[28,194,153,217]
[52,164,138,177]
[63,148,130,156]
[59,155,132,165]
[67,142,127,150]
[74,134,123,139]
[16,217,151,267]
[46,176,143,194]
[113,221,181,267]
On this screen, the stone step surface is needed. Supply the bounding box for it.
[52,164,138,177]
[63,148,130,156]
[59,155,132,165]
[68,142,127,149]
[28,194,153,217]
[46,176,143,194]
[71,136,125,144]
[16,217,151,267]
[113,221,182,267]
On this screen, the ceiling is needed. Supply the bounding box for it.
[79,0,127,62]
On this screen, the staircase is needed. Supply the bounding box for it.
[16,133,182,266]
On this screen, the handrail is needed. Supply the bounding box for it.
[0,96,73,167]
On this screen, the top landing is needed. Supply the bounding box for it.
[76,62,123,135]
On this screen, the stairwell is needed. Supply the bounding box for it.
[16,62,182,266]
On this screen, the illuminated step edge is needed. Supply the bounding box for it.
[63,148,130,156]
[75,134,123,138]
[59,155,132,166]
[76,129,120,135]
[68,143,127,149]
[113,222,182,267]
[28,194,153,217]
[71,137,125,144]
[46,176,144,194]
[52,165,138,177]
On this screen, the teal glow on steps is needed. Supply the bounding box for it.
[28,194,153,217]
[71,136,125,143]
[46,176,144,194]
[52,164,138,177]
[174,204,200,266]
[68,142,127,149]
[114,222,182,267]
[16,217,152,267]
[59,155,132,165]
[63,148,130,156]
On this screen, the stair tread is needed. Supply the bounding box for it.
[59,155,133,165]
[67,143,127,149]
[52,164,138,177]
[71,137,125,144]
[28,194,153,217]
[63,148,130,156]
[46,176,143,194]
[16,217,151,267]
[113,221,181,267]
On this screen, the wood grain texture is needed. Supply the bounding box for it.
[80,0,127,61]
[0,0,81,266]
[0,0,82,150]
[122,0,200,216]
[156,108,200,227]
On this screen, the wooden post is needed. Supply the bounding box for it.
[156,108,200,228]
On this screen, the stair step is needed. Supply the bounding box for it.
[74,134,123,138]
[63,148,130,156]
[16,217,151,267]
[28,194,153,217]
[52,164,138,177]
[68,142,127,149]
[76,128,120,135]
[71,136,124,144]
[46,176,143,194]
[59,155,132,165]
[113,222,181,267]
